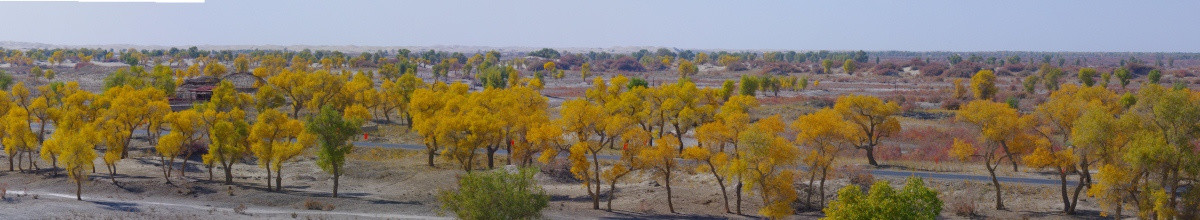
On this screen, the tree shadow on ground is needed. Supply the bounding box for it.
[549,195,593,202]
[368,199,422,205]
[602,210,730,220]
[1018,209,1106,219]
[116,183,146,193]
[91,201,141,212]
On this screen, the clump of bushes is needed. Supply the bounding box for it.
[948,193,977,217]
[303,199,335,211]
[842,166,875,190]
[822,177,942,220]
[438,168,549,220]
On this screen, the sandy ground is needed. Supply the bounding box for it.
[0,126,1113,220]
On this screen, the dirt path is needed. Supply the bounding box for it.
[9,190,447,219]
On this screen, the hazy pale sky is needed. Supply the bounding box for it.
[1,0,1198,52]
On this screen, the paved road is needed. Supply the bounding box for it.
[352,141,1078,186]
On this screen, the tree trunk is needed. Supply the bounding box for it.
[865,147,879,166]
[28,151,38,170]
[265,162,273,190]
[987,160,1005,210]
[8,156,13,171]
[404,114,413,129]
[110,164,118,184]
[76,175,83,201]
[1069,170,1086,214]
[665,171,675,213]
[223,162,234,185]
[161,156,172,183]
[736,181,743,214]
[50,156,58,176]
[1058,168,1072,214]
[607,181,617,211]
[275,166,284,192]
[591,153,601,210]
[675,130,685,153]
[1080,155,1093,185]
[16,152,23,172]
[819,166,829,207]
[709,163,731,213]
[332,168,340,198]
[178,153,190,180]
[121,133,133,159]
[1000,143,1018,172]
[505,141,512,166]
[427,148,436,167]
[486,147,496,169]
[806,166,817,206]
[292,105,302,119]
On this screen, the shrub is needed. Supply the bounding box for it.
[604,57,645,72]
[843,166,875,190]
[822,177,942,220]
[948,193,977,217]
[303,199,335,211]
[0,70,12,90]
[726,62,749,71]
[941,99,961,110]
[944,62,982,78]
[919,63,948,76]
[438,168,549,220]
[234,204,248,215]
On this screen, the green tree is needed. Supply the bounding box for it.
[678,60,698,79]
[822,177,942,220]
[1023,75,1040,94]
[438,168,549,220]
[1078,68,1098,87]
[1148,69,1162,84]
[821,59,834,74]
[1042,65,1064,91]
[1114,67,1131,90]
[719,79,737,101]
[739,75,759,96]
[305,105,363,197]
[1100,72,1112,87]
[580,62,591,79]
[843,60,857,75]
[0,70,12,89]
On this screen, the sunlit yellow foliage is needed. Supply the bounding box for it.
[957,100,1042,210]
[735,115,798,219]
[793,108,855,206]
[833,94,901,166]
[250,109,307,191]
[970,69,997,100]
[54,124,98,200]
[637,135,680,213]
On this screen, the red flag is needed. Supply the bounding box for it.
[363,133,368,140]
[623,143,628,151]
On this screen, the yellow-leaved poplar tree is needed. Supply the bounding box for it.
[833,94,901,166]
[735,115,799,219]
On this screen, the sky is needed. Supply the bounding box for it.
[0,0,1198,52]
